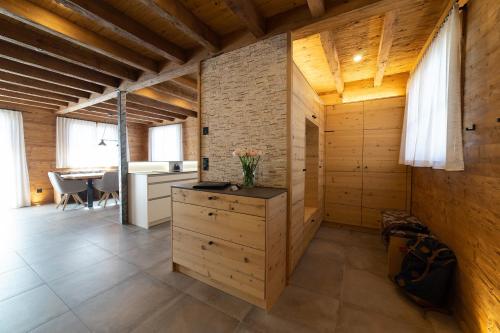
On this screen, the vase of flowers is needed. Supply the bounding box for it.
[232,148,262,188]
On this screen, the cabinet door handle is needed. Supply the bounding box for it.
[364,166,368,169]
[208,241,214,245]
[208,196,217,200]
[312,115,317,119]
[302,168,307,172]
[208,212,214,216]
[243,257,249,263]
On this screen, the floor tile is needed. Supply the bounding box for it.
[185,281,253,320]
[342,268,430,328]
[118,244,171,270]
[0,285,68,332]
[242,307,316,333]
[0,266,43,301]
[49,257,140,308]
[31,311,90,333]
[0,250,26,274]
[336,303,433,333]
[315,226,383,250]
[74,273,179,332]
[131,294,239,333]
[17,237,93,265]
[30,245,113,281]
[145,259,196,291]
[269,285,340,332]
[289,249,344,298]
[345,245,387,277]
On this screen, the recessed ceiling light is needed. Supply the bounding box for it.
[353,54,363,63]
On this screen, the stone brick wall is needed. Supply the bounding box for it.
[200,33,289,187]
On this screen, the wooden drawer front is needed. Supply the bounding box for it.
[172,202,265,250]
[148,196,171,223]
[173,227,265,280]
[173,228,265,299]
[148,173,197,184]
[148,182,171,199]
[172,188,266,217]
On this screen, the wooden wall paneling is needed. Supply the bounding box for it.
[324,130,363,172]
[412,0,499,331]
[325,102,363,131]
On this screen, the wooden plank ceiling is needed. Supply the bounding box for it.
[293,0,449,96]
[0,0,448,124]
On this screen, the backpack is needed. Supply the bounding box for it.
[395,236,456,308]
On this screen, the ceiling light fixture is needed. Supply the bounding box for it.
[353,54,363,63]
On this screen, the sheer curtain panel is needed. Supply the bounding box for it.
[0,109,31,208]
[149,124,183,161]
[57,117,123,168]
[399,5,464,171]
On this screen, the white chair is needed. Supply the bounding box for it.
[48,172,86,210]
[93,171,119,207]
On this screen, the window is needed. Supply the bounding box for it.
[399,5,464,171]
[0,109,31,208]
[56,117,127,168]
[149,124,183,161]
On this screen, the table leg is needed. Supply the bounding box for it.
[87,179,94,208]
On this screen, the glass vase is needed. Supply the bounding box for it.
[242,169,256,188]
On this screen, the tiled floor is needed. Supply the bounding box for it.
[0,203,463,333]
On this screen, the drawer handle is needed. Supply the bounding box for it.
[208,212,214,216]
[243,257,249,263]
[312,115,317,119]
[208,241,214,245]
[208,196,217,200]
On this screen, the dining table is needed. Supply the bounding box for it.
[61,172,104,208]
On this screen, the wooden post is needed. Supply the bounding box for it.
[117,90,128,224]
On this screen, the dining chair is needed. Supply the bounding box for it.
[48,172,87,210]
[93,171,119,208]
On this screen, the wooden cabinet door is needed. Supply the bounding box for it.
[362,172,407,211]
[363,97,404,130]
[324,171,362,226]
[363,129,407,173]
[325,102,363,131]
[325,130,363,172]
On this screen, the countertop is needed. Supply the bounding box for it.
[129,171,198,175]
[173,183,287,199]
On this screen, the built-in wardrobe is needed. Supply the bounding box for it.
[288,64,325,274]
[324,96,411,228]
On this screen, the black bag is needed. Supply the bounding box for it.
[395,236,456,308]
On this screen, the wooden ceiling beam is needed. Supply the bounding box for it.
[0,96,58,111]
[374,11,396,87]
[307,0,326,18]
[138,0,219,52]
[0,101,46,113]
[0,80,79,103]
[87,105,172,122]
[72,110,152,125]
[0,89,68,107]
[56,0,186,63]
[128,93,197,118]
[171,76,198,93]
[108,100,188,120]
[319,30,344,94]
[0,0,158,73]
[151,81,197,103]
[0,71,90,99]
[58,61,199,114]
[91,103,175,122]
[0,40,119,87]
[80,108,153,124]
[134,87,197,111]
[0,18,138,82]
[0,57,104,94]
[223,0,265,37]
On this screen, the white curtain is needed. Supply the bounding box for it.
[399,5,464,171]
[0,109,31,208]
[149,124,183,161]
[57,117,129,168]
